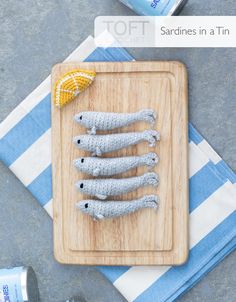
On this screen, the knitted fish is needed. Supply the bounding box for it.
[74,109,157,134]
[74,152,159,177]
[75,172,159,199]
[73,130,160,156]
[76,195,159,220]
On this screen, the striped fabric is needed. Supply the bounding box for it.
[0,31,235,302]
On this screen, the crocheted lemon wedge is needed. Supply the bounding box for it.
[54,69,96,108]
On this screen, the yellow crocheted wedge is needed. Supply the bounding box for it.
[54,69,96,108]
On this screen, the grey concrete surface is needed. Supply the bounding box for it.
[0,0,235,301]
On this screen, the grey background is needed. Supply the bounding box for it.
[0,0,235,301]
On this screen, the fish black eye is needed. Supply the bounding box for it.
[81,158,84,163]
[80,183,84,189]
[152,158,156,161]
[85,203,88,208]
[77,139,80,144]
[80,115,82,120]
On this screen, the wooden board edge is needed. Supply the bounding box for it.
[174,60,189,266]
[51,66,67,264]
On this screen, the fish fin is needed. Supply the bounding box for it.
[92,168,100,177]
[96,194,107,200]
[95,147,102,156]
[91,147,102,157]
[88,127,96,135]
[95,214,105,220]
[149,141,156,147]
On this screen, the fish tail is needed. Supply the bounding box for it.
[137,109,157,125]
[141,195,159,209]
[143,130,160,147]
[142,152,159,167]
[141,172,159,186]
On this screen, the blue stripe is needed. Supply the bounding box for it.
[188,123,203,145]
[27,165,52,206]
[85,48,115,62]
[0,94,51,166]
[98,266,130,283]
[215,160,236,184]
[168,238,236,302]
[134,211,236,302]
[189,162,226,212]
[105,47,134,61]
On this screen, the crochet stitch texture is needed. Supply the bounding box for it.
[74,130,160,156]
[77,195,159,220]
[76,172,159,199]
[54,69,96,108]
[74,152,158,176]
[74,109,156,134]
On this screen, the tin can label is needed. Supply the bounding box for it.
[119,0,179,16]
[0,267,23,302]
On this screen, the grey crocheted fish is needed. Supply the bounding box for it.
[75,172,159,199]
[74,152,159,176]
[76,195,159,220]
[74,109,157,134]
[73,130,160,156]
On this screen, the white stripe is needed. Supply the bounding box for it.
[9,129,51,186]
[44,199,53,218]
[190,181,236,247]
[189,141,209,178]
[95,30,116,48]
[0,76,50,139]
[114,266,170,302]
[0,36,95,139]
[114,181,236,301]
[198,139,222,164]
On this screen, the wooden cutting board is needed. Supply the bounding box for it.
[51,61,189,265]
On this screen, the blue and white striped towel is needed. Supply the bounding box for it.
[0,31,235,302]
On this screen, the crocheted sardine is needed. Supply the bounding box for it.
[74,109,157,134]
[75,172,159,199]
[74,152,159,177]
[76,195,159,220]
[73,130,160,156]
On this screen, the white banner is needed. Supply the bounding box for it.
[95,16,236,47]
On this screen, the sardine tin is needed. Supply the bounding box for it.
[119,0,188,16]
[0,266,40,302]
